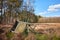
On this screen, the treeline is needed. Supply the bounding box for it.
[38,17,60,23]
[0,0,42,23]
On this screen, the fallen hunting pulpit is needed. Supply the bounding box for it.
[14,21,27,33]
[10,21,37,34]
[10,21,27,33]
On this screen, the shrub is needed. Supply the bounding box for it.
[53,35,60,40]
[6,32,14,40]
[35,34,48,40]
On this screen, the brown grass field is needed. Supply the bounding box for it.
[29,23,60,36]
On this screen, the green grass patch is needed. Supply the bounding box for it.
[6,32,14,40]
[35,34,48,40]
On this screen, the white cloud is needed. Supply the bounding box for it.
[37,4,60,15]
[36,11,48,15]
[37,4,60,17]
[36,11,51,16]
[45,15,60,17]
[52,15,60,17]
[48,4,60,12]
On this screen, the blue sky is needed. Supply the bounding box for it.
[34,0,60,17]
